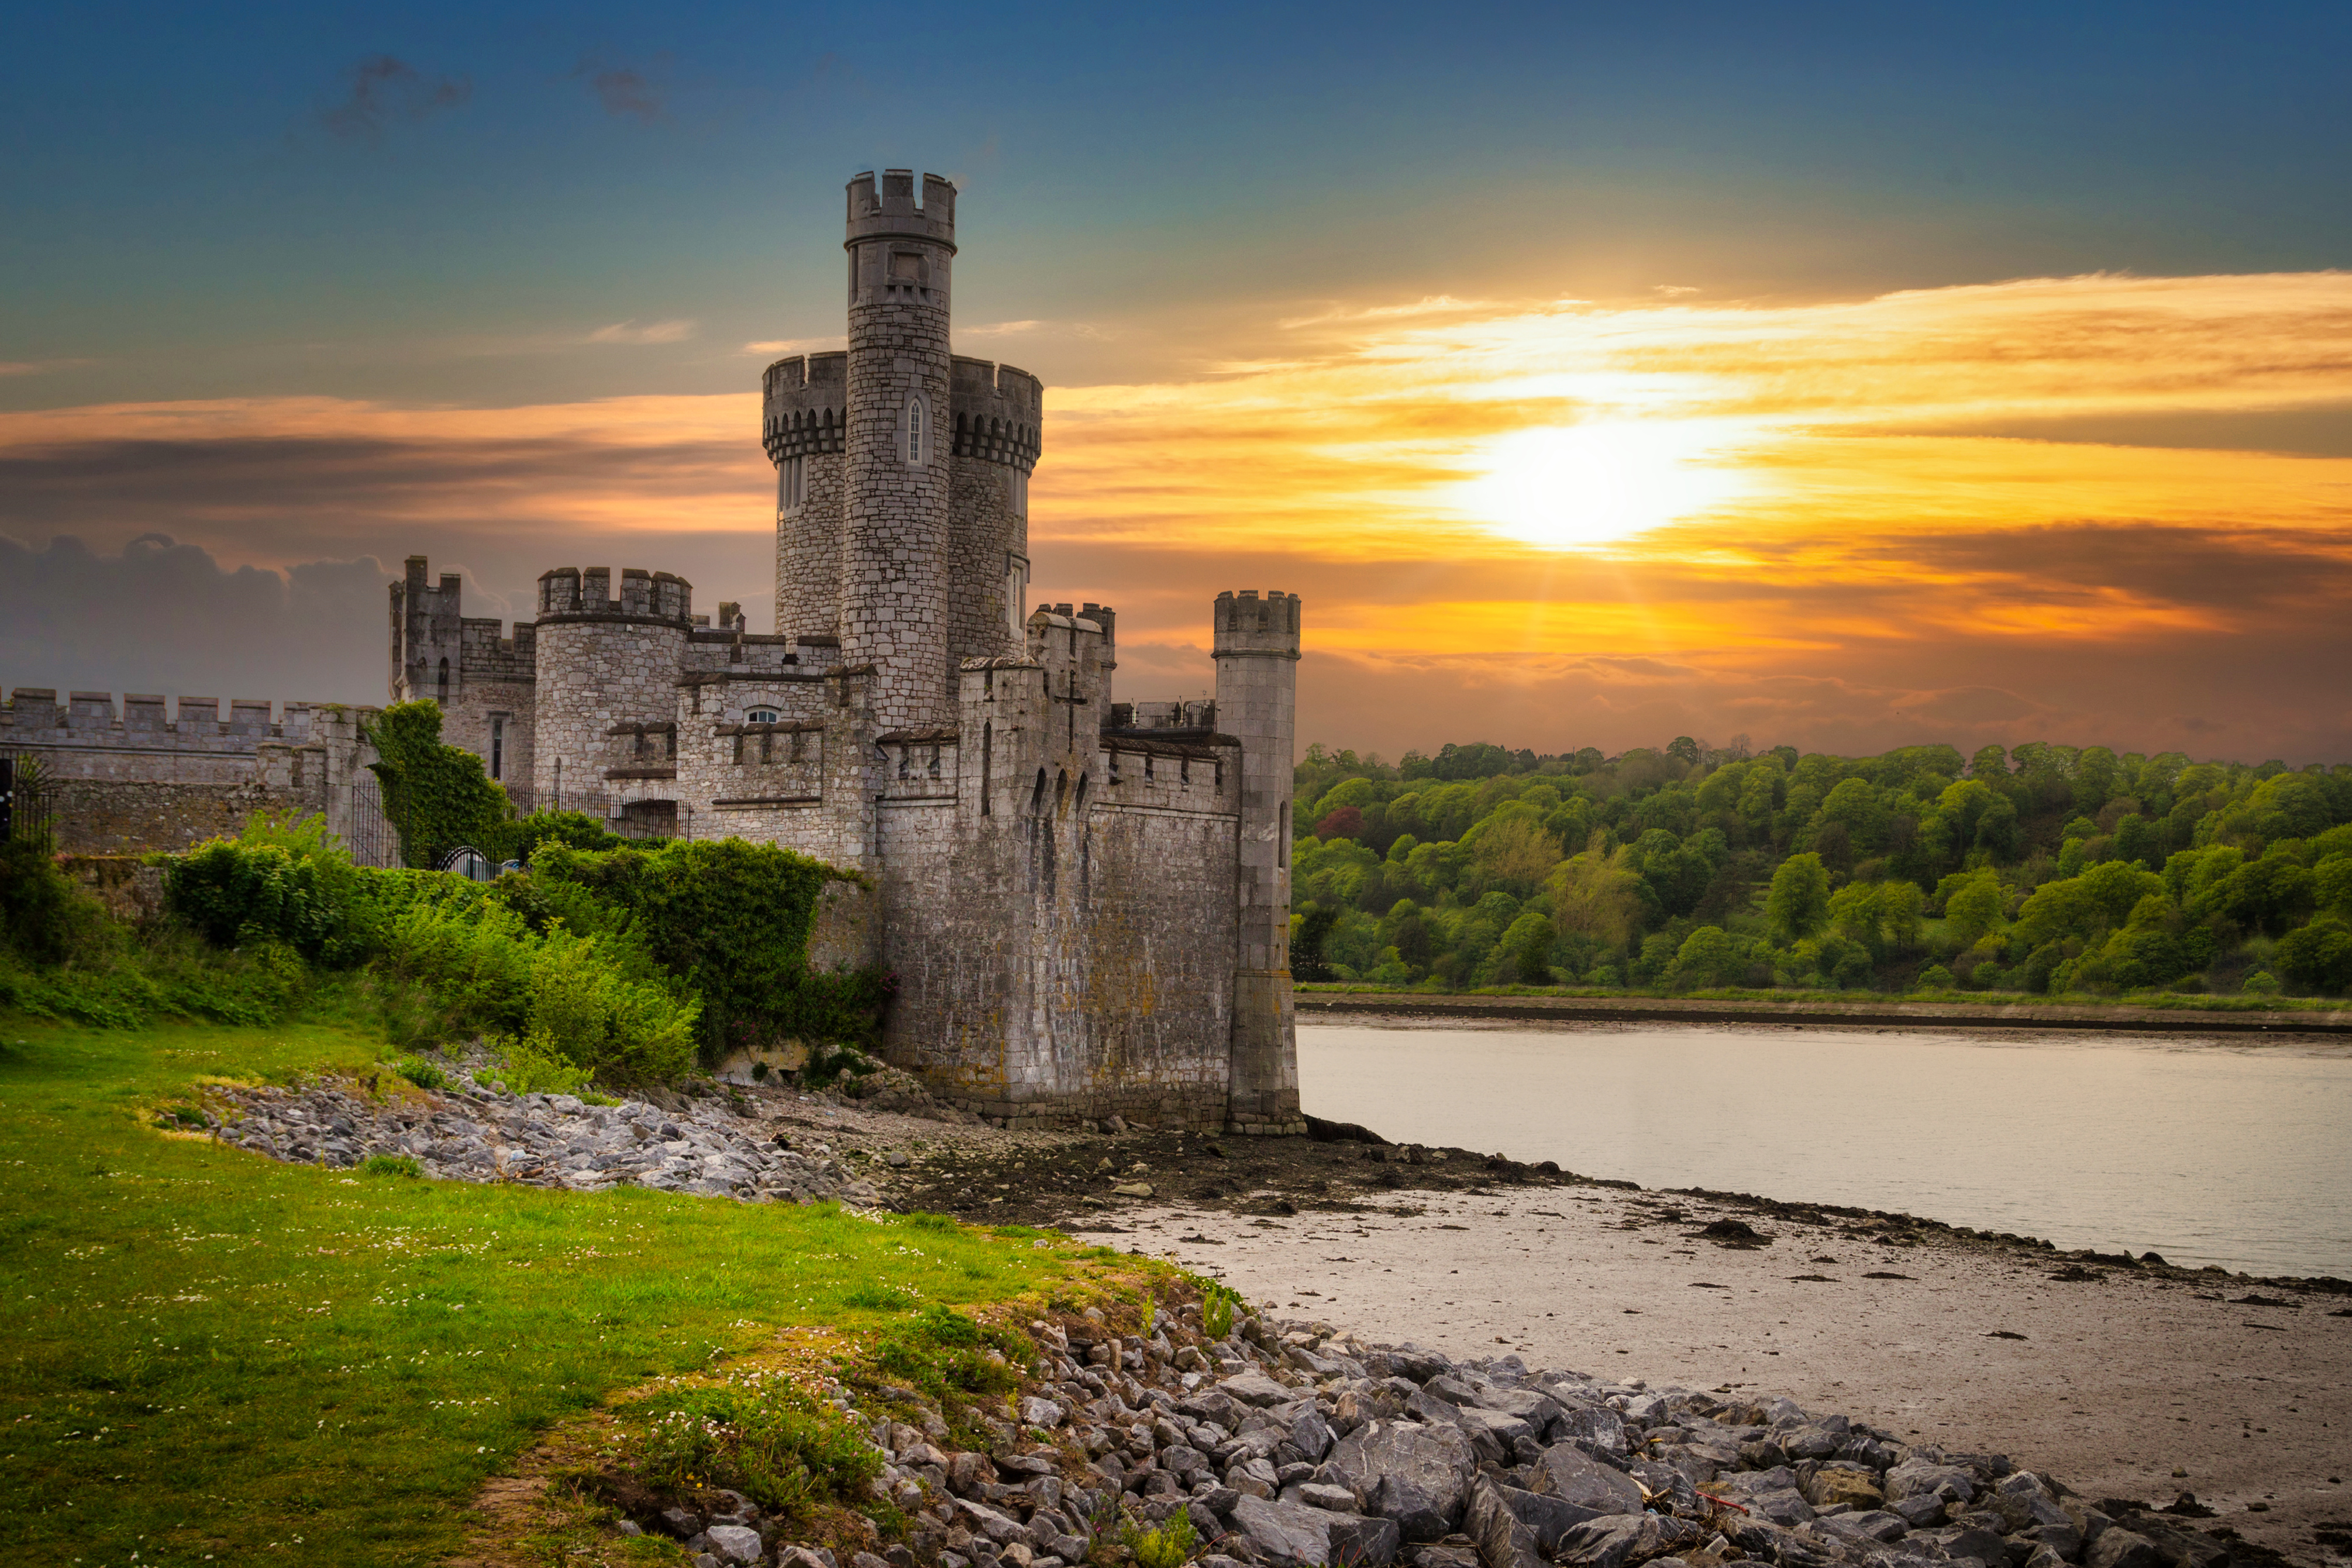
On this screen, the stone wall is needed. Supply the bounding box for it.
[530,612,689,819]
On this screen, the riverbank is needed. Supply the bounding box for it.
[1295,991,2352,1035]
[1107,1183,2351,1567]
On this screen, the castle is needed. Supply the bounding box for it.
[386,172,1305,1134]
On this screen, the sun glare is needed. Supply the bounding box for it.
[1451,419,1754,549]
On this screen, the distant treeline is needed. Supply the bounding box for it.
[1288,737,2352,999]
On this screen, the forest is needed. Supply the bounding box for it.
[1287,737,2352,1000]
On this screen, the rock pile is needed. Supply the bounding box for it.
[613,1302,2281,1568]
[205,1077,888,1207]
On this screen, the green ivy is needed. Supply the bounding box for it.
[526,838,890,1059]
[365,701,516,869]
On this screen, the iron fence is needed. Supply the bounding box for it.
[347,773,406,868]
[0,753,54,847]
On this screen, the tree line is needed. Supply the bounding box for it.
[1288,737,2352,999]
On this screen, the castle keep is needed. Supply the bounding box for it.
[389,172,1304,1133]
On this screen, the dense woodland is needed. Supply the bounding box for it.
[1287,737,2352,999]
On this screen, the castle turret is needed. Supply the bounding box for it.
[390,555,464,706]
[841,170,958,731]
[766,351,848,642]
[531,565,692,834]
[1214,589,1305,1135]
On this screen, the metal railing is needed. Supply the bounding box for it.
[0,753,55,847]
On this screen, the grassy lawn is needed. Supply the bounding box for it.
[0,1015,1104,1567]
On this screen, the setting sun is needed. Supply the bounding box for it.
[1449,418,1756,548]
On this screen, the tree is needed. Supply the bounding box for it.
[1766,853,1832,943]
[1944,875,2006,948]
[1667,925,1742,989]
[1666,736,1701,766]
[1313,805,1365,841]
[1498,912,1558,986]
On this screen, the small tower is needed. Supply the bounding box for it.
[389,555,464,706]
[1213,589,1305,1134]
[841,170,957,730]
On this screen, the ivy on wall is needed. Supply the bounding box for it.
[366,701,515,870]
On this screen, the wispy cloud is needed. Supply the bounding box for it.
[740,338,843,357]
[962,320,1044,337]
[587,320,696,345]
[574,58,665,122]
[0,359,94,378]
[316,56,471,142]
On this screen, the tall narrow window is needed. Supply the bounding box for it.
[1011,469,1029,518]
[777,457,806,518]
[981,720,992,815]
[489,716,504,779]
[904,396,927,465]
[436,657,449,704]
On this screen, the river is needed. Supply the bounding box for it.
[1296,1019,2352,1280]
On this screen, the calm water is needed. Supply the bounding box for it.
[1298,1020,2352,1280]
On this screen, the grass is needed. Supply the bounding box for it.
[0,1013,1109,1566]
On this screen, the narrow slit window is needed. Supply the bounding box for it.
[904,396,927,465]
[489,716,504,780]
[435,657,449,704]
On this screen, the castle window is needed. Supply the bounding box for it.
[903,395,928,465]
[436,657,449,704]
[927,745,941,779]
[981,721,992,815]
[789,729,806,762]
[732,732,745,765]
[489,716,504,780]
[778,457,806,518]
[1011,469,1029,518]
[747,707,779,724]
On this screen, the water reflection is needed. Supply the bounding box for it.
[1298,1020,2352,1279]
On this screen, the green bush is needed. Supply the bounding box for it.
[0,839,99,964]
[529,838,885,1058]
[390,1055,446,1090]
[1124,1509,1200,1568]
[361,1153,421,1178]
[1916,963,1955,990]
[164,812,413,968]
[870,1306,1031,1399]
[632,1374,881,1521]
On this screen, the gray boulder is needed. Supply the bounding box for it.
[1496,1486,1602,1556]
[1325,1420,1479,1542]
[1462,1477,1544,1568]
[703,1526,765,1565]
[2087,1531,2162,1568]
[1552,1514,1701,1568]
[1222,1374,1297,1408]
[1526,1443,1644,1516]
[1325,1513,1402,1567]
[1228,1495,1337,1566]
[1552,1406,1628,1455]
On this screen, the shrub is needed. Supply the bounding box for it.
[632,1374,881,1520]
[2242,969,2281,995]
[478,1030,596,1096]
[1916,963,1955,990]
[0,839,100,964]
[529,838,882,1058]
[361,1153,421,1178]
[871,1306,1031,1399]
[1123,1510,1199,1568]
[391,1055,446,1090]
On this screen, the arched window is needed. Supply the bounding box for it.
[904,395,927,466]
[747,707,779,724]
[436,657,449,704]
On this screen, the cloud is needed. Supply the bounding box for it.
[962,321,1044,337]
[578,62,664,122]
[740,338,842,357]
[317,56,471,142]
[587,320,696,345]
[0,533,394,705]
[5,270,2351,762]
[0,359,94,378]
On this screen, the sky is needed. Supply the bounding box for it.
[5,2,2350,764]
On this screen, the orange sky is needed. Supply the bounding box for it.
[5,270,2351,761]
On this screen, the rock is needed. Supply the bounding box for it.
[1889,1495,1948,1529]
[1229,1495,1343,1566]
[660,1506,702,1539]
[1552,1514,1701,1568]
[1325,1513,1403,1567]
[1886,1461,1977,1509]
[1299,1484,1360,1513]
[1496,1486,1601,1556]
[1324,1419,1479,1543]
[1525,1444,1644,1516]
[1462,1476,1545,1568]
[1921,1525,2010,1568]
[2023,1547,2070,1568]
[1111,1182,1154,1198]
[701,1525,765,1564]
[1022,1397,1066,1428]
[1744,1488,1815,1528]
[1552,1406,1627,1455]
[2088,1531,2162,1568]
[1802,1467,1884,1512]
[1815,1511,1909,1544]
[853,1555,891,1568]
[1222,1373,1297,1408]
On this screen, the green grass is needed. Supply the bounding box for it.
[0,1014,1094,1566]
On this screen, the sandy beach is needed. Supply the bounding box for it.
[1095,1184,2349,1564]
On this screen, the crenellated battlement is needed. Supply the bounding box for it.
[948,357,1043,471]
[763,352,848,463]
[1213,589,1304,657]
[536,566,693,624]
[3,689,329,746]
[846,170,957,250]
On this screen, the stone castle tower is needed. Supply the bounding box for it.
[390,171,1302,1134]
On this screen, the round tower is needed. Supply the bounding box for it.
[841,169,957,730]
[765,351,847,643]
[529,566,692,831]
